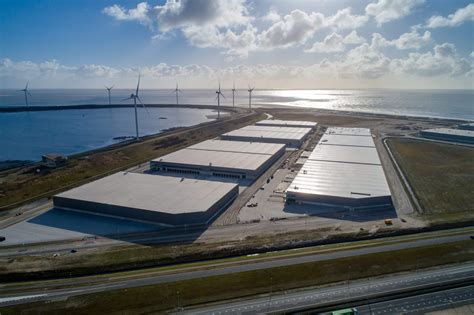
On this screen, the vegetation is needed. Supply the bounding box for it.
[3,240,473,314]
[0,112,263,209]
[388,138,474,222]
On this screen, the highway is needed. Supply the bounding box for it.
[179,264,474,314]
[354,285,474,314]
[0,233,471,308]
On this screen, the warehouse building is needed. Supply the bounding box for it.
[318,133,375,148]
[255,119,317,129]
[420,128,474,144]
[458,123,474,131]
[325,127,372,136]
[221,125,312,146]
[286,160,392,208]
[54,172,239,226]
[286,127,392,209]
[150,139,285,180]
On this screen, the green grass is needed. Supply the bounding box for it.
[388,138,474,221]
[3,240,473,314]
[0,113,263,209]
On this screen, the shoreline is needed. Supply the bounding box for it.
[0,102,471,123]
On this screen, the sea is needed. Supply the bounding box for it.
[0,89,473,163]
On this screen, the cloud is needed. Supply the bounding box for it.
[326,8,368,30]
[153,0,251,31]
[263,9,281,22]
[305,33,346,53]
[305,31,365,53]
[102,2,152,27]
[258,10,324,49]
[343,30,366,45]
[365,0,425,25]
[257,7,367,50]
[370,27,431,50]
[393,43,472,76]
[426,3,474,28]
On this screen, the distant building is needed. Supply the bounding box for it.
[420,128,474,144]
[151,139,285,180]
[255,119,317,129]
[458,123,474,131]
[221,125,312,146]
[42,154,67,168]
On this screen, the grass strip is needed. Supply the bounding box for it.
[2,240,473,314]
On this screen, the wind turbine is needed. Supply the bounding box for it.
[122,74,147,140]
[215,81,225,119]
[20,81,32,109]
[105,85,114,105]
[247,84,255,113]
[231,82,236,108]
[173,83,182,105]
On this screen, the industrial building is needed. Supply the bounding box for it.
[54,172,239,226]
[255,119,317,129]
[325,127,372,136]
[221,125,312,146]
[318,133,375,147]
[286,127,392,209]
[420,128,474,144]
[286,160,392,208]
[150,139,286,179]
[458,123,474,131]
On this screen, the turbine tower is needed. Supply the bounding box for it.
[105,85,114,105]
[173,83,182,105]
[215,81,225,119]
[231,82,236,108]
[247,85,255,113]
[123,74,147,140]
[20,81,32,109]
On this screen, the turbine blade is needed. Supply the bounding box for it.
[178,89,182,93]
[27,91,32,97]
[221,92,226,99]
[137,96,150,115]
[110,85,114,90]
[136,73,140,96]
[122,97,132,101]
[26,81,29,90]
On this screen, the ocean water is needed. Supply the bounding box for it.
[0,107,215,162]
[0,88,472,162]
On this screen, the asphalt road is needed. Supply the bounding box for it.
[354,285,474,315]
[0,233,471,307]
[179,264,474,314]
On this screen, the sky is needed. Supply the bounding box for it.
[0,0,473,89]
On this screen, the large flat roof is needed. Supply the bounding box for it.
[308,145,381,165]
[222,125,311,141]
[325,127,372,136]
[55,172,238,215]
[286,160,391,199]
[153,148,277,171]
[422,128,474,137]
[255,119,317,128]
[319,133,375,147]
[187,139,285,155]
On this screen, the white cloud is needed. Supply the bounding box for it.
[153,0,251,31]
[426,3,474,28]
[263,9,281,22]
[470,51,474,58]
[365,0,425,25]
[393,43,472,76]
[305,33,346,53]
[343,30,366,45]
[102,2,152,27]
[326,8,368,30]
[370,27,431,50]
[258,10,324,49]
